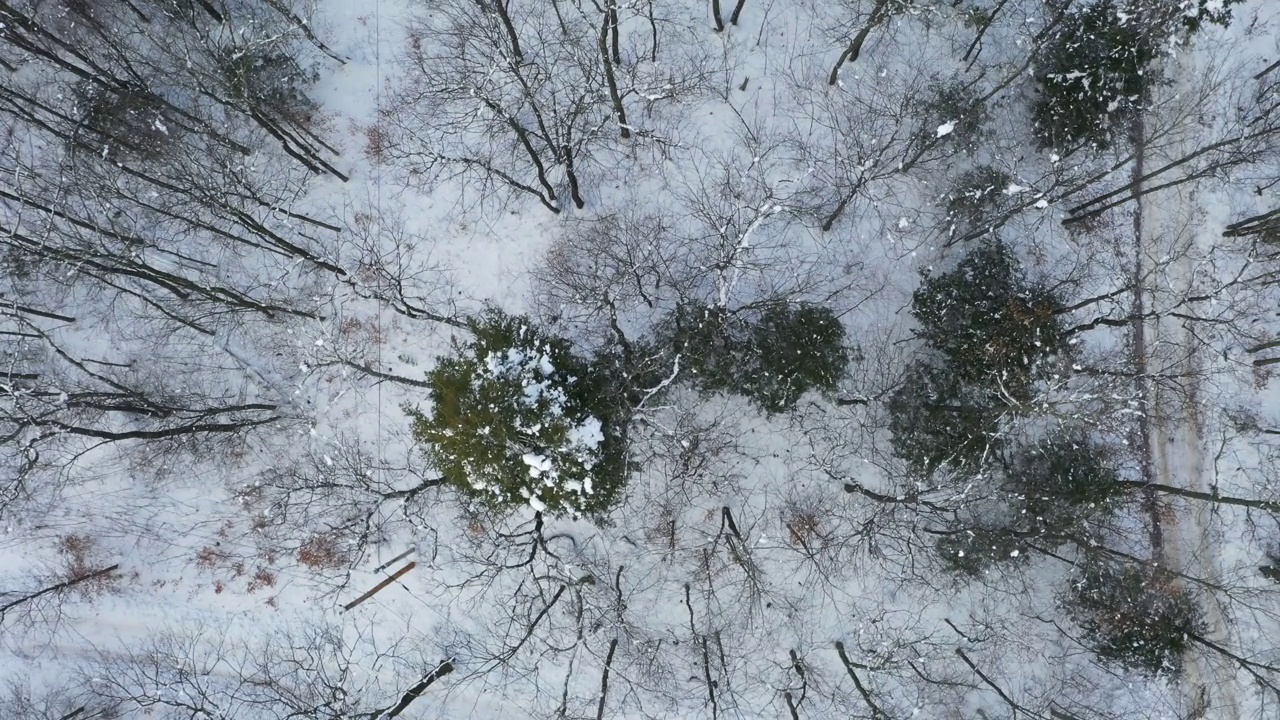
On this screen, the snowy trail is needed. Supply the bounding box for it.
[1148,263,1239,719]
[1138,94,1241,720]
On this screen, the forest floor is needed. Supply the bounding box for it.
[1142,55,1247,719]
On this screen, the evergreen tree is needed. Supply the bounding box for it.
[658,302,850,414]
[931,434,1126,577]
[1064,562,1203,676]
[1175,0,1245,32]
[74,83,174,160]
[662,303,748,398]
[1008,434,1124,533]
[916,80,989,154]
[1032,0,1154,151]
[890,241,1068,475]
[887,360,1004,474]
[943,165,1011,232]
[935,526,1029,577]
[407,309,628,518]
[221,48,319,124]
[911,241,1068,400]
[745,303,850,414]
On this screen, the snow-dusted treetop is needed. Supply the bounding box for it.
[407,309,628,518]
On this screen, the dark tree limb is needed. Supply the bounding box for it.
[36,414,281,442]
[783,691,800,720]
[1064,167,1230,227]
[339,360,433,388]
[260,0,347,64]
[378,660,455,718]
[1224,207,1280,238]
[1188,633,1280,703]
[1055,285,1132,314]
[834,641,886,718]
[193,0,223,22]
[784,648,807,719]
[721,506,744,541]
[490,0,523,61]
[962,0,1008,66]
[499,584,567,664]
[683,584,718,719]
[0,564,119,622]
[601,3,630,139]
[646,0,658,61]
[607,0,621,65]
[1115,480,1280,514]
[828,0,890,86]
[1065,128,1277,222]
[821,185,859,231]
[701,636,718,719]
[0,297,76,323]
[563,144,585,208]
[1255,57,1280,80]
[955,648,1047,719]
[595,638,618,720]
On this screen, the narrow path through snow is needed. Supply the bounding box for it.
[1137,65,1241,719]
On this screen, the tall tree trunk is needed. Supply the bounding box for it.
[563,145,586,208]
[646,0,659,61]
[608,0,621,65]
[828,0,889,86]
[490,0,524,61]
[600,5,630,139]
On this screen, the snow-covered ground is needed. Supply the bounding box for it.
[3,0,1280,718]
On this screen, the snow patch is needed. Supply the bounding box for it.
[522,453,553,477]
[567,416,603,451]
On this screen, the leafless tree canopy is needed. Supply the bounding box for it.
[4,1,1280,719]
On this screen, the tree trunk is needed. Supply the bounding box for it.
[491,0,524,62]
[600,5,630,139]
[608,0,621,65]
[563,145,586,208]
[828,0,889,86]
[0,564,120,620]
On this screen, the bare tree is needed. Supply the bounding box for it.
[384,0,711,213]
[80,620,452,719]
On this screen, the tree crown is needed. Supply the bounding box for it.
[408,309,629,518]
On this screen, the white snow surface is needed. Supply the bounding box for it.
[2,1,1280,719]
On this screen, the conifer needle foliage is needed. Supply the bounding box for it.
[1033,0,1154,151]
[1065,562,1204,676]
[662,302,850,414]
[407,309,628,518]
